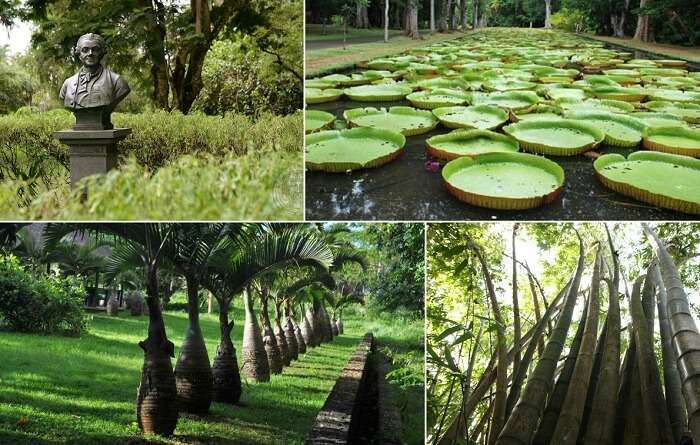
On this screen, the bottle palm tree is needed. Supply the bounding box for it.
[45,223,180,436]
[203,224,335,384]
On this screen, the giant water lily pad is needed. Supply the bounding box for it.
[426,129,519,160]
[592,86,646,102]
[442,152,564,210]
[472,91,540,113]
[594,151,700,214]
[343,106,438,136]
[632,112,687,129]
[566,111,645,147]
[406,88,470,109]
[503,119,605,155]
[343,84,412,102]
[432,105,509,130]
[642,126,700,157]
[306,128,406,172]
[306,88,343,104]
[305,110,336,133]
[557,98,635,114]
[645,101,700,123]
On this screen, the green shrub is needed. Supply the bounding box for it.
[0,110,303,219]
[549,8,589,33]
[0,149,302,220]
[0,255,89,336]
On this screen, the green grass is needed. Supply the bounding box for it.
[0,304,423,445]
[305,31,469,77]
[306,24,404,42]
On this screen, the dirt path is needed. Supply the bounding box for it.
[584,34,700,63]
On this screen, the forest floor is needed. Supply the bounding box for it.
[306,30,467,77]
[584,34,700,63]
[0,305,423,445]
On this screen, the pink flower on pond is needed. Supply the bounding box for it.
[424,160,441,172]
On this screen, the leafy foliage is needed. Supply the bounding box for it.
[365,223,425,315]
[0,111,302,220]
[0,255,89,335]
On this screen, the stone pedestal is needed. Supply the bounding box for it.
[53,128,131,186]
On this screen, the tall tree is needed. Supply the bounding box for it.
[644,223,700,444]
[582,226,621,445]
[495,230,585,445]
[549,245,602,444]
[404,0,421,38]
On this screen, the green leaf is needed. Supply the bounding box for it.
[435,325,462,342]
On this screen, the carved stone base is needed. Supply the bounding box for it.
[53,128,132,186]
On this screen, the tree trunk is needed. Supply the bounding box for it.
[527,273,544,356]
[579,321,608,442]
[284,311,299,360]
[468,240,507,445]
[439,0,449,32]
[430,0,436,32]
[629,273,675,445]
[472,0,479,28]
[174,278,213,414]
[385,0,390,41]
[293,317,307,354]
[645,224,700,444]
[260,293,283,374]
[582,226,621,445]
[241,288,270,382]
[506,280,571,418]
[212,299,241,404]
[302,306,317,347]
[633,0,652,42]
[655,264,688,443]
[404,0,421,39]
[550,246,602,444]
[511,225,522,380]
[544,0,552,28]
[496,231,585,445]
[136,266,178,436]
[460,0,467,30]
[532,294,590,445]
[138,0,170,110]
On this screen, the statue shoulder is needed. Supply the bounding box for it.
[105,68,130,90]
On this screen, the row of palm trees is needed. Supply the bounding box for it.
[0,223,367,437]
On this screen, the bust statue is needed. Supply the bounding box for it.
[59,33,130,130]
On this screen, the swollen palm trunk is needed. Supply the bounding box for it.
[285,317,299,360]
[263,324,283,374]
[136,294,178,436]
[331,318,339,337]
[212,328,242,404]
[174,284,213,414]
[294,318,307,354]
[175,328,213,414]
[305,307,318,347]
[242,290,270,383]
[318,304,332,343]
[275,322,291,366]
[137,340,179,436]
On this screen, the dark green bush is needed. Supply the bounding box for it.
[0,255,89,336]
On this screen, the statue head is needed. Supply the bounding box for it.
[74,33,107,69]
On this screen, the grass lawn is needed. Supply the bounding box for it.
[0,304,423,445]
[306,24,404,42]
[306,31,468,77]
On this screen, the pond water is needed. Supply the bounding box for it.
[304,32,699,221]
